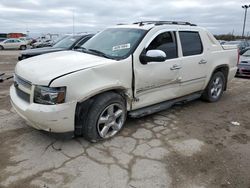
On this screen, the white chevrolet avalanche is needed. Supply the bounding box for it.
[10,21,238,142]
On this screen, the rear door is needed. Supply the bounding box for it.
[178,31,208,96]
[13,39,22,49]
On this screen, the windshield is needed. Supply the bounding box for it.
[243,49,250,56]
[81,28,147,59]
[53,36,81,48]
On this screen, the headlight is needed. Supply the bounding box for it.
[34,86,66,105]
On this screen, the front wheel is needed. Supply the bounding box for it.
[201,71,226,102]
[80,92,127,142]
[0,45,4,50]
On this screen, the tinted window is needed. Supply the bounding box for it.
[179,31,203,56]
[53,36,81,48]
[5,40,12,43]
[147,32,177,60]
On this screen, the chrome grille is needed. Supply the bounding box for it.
[14,74,32,103]
[14,74,32,89]
[16,87,30,103]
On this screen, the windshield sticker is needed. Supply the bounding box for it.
[112,43,131,51]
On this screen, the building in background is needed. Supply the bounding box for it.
[0,33,7,38]
[7,33,26,38]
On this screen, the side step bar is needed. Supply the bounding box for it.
[128,92,202,118]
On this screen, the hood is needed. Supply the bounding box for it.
[15,51,115,85]
[21,47,64,55]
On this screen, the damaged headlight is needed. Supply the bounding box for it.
[34,86,66,105]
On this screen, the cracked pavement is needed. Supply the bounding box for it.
[0,51,250,188]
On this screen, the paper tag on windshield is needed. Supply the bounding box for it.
[112,43,131,51]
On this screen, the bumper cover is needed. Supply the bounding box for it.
[10,85,76,133]
[236,67,250,77]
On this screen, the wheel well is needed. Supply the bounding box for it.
[74,89,128,136]
[212,65,229,90]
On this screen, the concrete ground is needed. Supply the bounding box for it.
[0,50,250,188]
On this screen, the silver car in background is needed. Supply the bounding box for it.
[0,38,28,50]
[237,49,250,77]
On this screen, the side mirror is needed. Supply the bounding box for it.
[140,49,167,64]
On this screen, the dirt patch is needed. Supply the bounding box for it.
[166,78,250,188]
[232,133,250,144]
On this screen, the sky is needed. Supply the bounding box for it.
[0,0,250,36]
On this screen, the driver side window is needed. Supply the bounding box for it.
[147,31,178,60]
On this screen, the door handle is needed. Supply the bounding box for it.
[170,64,182,70]
[199,59,207,64]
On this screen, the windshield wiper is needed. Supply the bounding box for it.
[88,49,115,59]
[75,47,115,60]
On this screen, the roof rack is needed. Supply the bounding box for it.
[133,21,197,27]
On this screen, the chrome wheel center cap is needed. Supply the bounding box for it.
[108,115,115,123]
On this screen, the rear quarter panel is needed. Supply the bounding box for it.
[201,30,238,88]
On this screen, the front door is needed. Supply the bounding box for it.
[4,39,14,49]
[133,31,181,109]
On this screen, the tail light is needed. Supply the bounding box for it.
[237,49,240,65]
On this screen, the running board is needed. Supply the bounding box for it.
[128,92,202,118]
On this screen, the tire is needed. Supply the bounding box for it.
[0,45,4,50]
[20,45,26,50]
[201,71,226,102]
[79,92,127,142]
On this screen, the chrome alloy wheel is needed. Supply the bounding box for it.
[210,76,223,99]
[97,103,125,138]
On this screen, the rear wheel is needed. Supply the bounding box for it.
[20,45,26,50]
[202,71,225,102]
[79,92,127,142]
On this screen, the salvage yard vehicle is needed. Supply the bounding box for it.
[0,38,28,50]
[18,34,94,60]
[224,40,249,51]
[32,39,54,48]
[236,48,250,77]
[10,21,238,142]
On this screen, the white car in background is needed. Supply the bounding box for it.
[0,38,28,50]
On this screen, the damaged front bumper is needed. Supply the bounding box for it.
[10,85,76,133]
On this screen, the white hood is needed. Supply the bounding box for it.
[15,51,115,85]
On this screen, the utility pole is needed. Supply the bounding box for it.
[72,9,75,35]
[242,5,250,38]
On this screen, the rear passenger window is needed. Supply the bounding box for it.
[179,31,203,56]
[147,31,178,60]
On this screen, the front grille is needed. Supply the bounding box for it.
[241,69,250,75]
[15,74,32,89]
[16,87,30,103]
[14,74,32,103]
